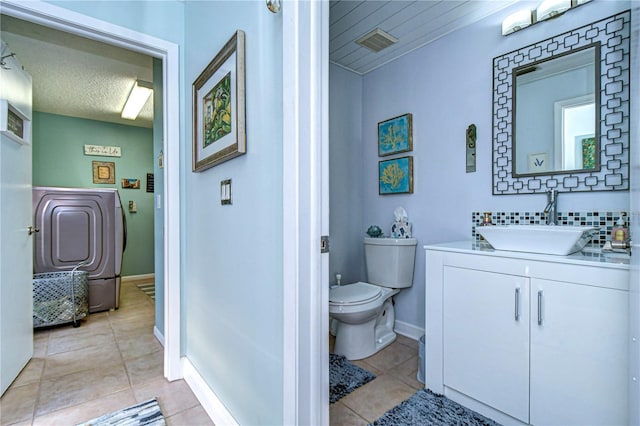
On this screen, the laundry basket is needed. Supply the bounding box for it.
[33,268,89,328]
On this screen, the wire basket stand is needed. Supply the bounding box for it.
[33,262,89,328]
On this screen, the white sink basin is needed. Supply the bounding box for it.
[476,225,599,256]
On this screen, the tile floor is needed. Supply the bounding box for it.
[330,334,423,425]
[0,279,213,426]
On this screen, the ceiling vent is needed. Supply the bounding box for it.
[356,28,398,53]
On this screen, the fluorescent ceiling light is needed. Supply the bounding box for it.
[121,80,153,120]
[502,9,533,35]
[536,0,571,22]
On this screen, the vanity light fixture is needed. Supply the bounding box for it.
[536,0,571,22]
[502,9,533,36]
[121,80,153,120]
[502,0,591,36]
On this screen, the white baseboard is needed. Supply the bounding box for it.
[122,273,155,282]
[153,326,164,347]
[182,358,238,426]
[394,320,424,341]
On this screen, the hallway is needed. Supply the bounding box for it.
[0,279,212,425]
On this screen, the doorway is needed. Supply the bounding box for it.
[0,0,181,381]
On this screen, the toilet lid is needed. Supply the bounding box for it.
[329,282,382,305]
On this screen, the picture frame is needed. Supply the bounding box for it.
[528,152,548,173]
[121,178,140,189]
[92,161,115,184]
[378,113,412,157]
[192,30,246,172]
[146,173,154,193]
[379,156,413,195]
[0,99,31,145]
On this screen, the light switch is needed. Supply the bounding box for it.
[156,194,162,209]
[221,179,232,205]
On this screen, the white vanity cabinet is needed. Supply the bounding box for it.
[444,266,530,422]
[529,277,628,425]
[425,242,629,425]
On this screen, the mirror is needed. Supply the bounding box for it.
[492,11,630,195]
[513,44,600,176]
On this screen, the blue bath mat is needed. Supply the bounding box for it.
[369,389,500,426]
[76,398,165,426]
[330,353,376,403]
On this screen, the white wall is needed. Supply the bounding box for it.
[331,0,632,331]
[183,3,284,425]
[329,64,364,285]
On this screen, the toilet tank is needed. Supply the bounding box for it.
[364,237,417,288]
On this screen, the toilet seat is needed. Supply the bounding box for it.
[329,282,382,306]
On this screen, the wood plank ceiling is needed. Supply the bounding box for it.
[330,0,518,75]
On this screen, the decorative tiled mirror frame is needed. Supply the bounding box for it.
[492,11,630,195]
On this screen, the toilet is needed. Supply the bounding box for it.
[329,237,417,360]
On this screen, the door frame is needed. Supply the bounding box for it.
[0,0,182,380]
[282,1,329,424]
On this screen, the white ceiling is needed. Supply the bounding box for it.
[0,1,517,127]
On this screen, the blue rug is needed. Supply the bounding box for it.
[137,283,156,300]
[330,353,376,403]
[370,389,501,426]
[76,398,165,426]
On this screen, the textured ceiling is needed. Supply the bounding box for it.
[330,0,518,75]
[0,14,154,128]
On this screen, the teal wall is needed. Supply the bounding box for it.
[32,112,155,277]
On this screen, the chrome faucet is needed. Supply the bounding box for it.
[544,190,558,225]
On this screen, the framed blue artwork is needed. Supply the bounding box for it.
[379,156,413,195]
[378,113,412,157]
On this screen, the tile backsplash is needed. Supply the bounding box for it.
[472,211,630,249]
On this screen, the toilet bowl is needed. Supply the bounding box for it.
[329,237,417,360]
[330,282,398,360]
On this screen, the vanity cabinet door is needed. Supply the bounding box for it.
[530,278,628,426]
[443,266,530,423]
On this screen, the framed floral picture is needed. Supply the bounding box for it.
[192,30,246,172]
[379,156,413,195]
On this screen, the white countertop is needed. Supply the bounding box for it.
[424,240,630,270]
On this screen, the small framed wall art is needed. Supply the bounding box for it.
[92,161,115,184]
[146,173,154,193]
[379,156,413,195]
[192,30,246,172]
[528,152,548,173]
[0,100,31,145]
[378,113,412,157]
[121,178,140,189]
